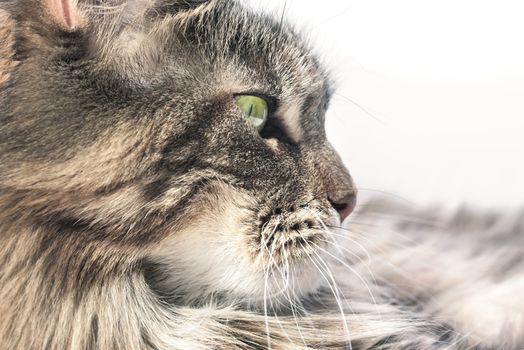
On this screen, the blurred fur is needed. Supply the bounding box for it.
[0,1,523,349]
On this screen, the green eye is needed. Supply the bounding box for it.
[235,95,268,132]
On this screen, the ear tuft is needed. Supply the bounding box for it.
[45,0,81,29]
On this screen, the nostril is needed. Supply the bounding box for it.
[328,193,357,222]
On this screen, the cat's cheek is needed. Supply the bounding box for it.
[145,183,325,305]
[264,138,287,155]
[146,184,258,299]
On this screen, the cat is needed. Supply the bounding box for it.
[0,0,523,349]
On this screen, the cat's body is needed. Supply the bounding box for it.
[0,1,522,349]
[349,200,524,348]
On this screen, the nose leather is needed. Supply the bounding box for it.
[312,144,357,222]
[328,192,357,222]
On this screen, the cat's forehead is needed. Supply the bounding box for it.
[146,0,333,112]
[135,0,334,140]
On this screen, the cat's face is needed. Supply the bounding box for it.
[0,0,355,305]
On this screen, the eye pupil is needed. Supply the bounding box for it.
[235,95,269,132]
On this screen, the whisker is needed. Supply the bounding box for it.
[307,210,373,262]
[318,237,381,293]
[329,224,443,257]
[290,261,317,332]
[261,220,303,347]
[297,240,353,349]
[326,226,445,292]
[267,272,294,345]
[311,241,381,318]
[353,187,414,202]
[327,225,420,251]
[333,93,385,125]
[307,210,381,306]
[282,246,308,348]
[263,220,281,349]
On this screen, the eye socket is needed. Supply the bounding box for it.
[235,95,269,132]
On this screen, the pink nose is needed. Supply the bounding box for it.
[329,192,357,222]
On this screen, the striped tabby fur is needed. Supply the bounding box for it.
[0,1,522,349]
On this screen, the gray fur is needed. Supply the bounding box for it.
[0,1,522,349]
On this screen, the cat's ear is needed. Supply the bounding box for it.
[7,0,211,40]
[44,0,82,29]
[4,0,84,31]
[86,0,212,68]
[5,0,211,74]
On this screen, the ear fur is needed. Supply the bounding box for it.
[45,0,81,29]
[82,0,212,71]
[2,0,83,31]
[2,0,211,50]
[1,0,211,80]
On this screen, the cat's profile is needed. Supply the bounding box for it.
[0,0,523,349]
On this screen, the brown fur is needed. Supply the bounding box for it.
[0,10,17,84]
[0,1,522,349]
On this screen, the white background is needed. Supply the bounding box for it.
[244,0,524,209]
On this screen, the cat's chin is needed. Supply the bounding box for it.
[148,226,331,307]
[232,258,328,310]
[146,183,342,307]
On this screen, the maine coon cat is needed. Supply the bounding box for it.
[0,0,523,349]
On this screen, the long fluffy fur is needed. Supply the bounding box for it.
[0,9,17,84]
[2,194,522,349]
[1,2,523,349]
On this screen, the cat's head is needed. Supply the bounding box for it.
[0,0,356,305]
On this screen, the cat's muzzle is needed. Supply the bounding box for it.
[257,203,333,267]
